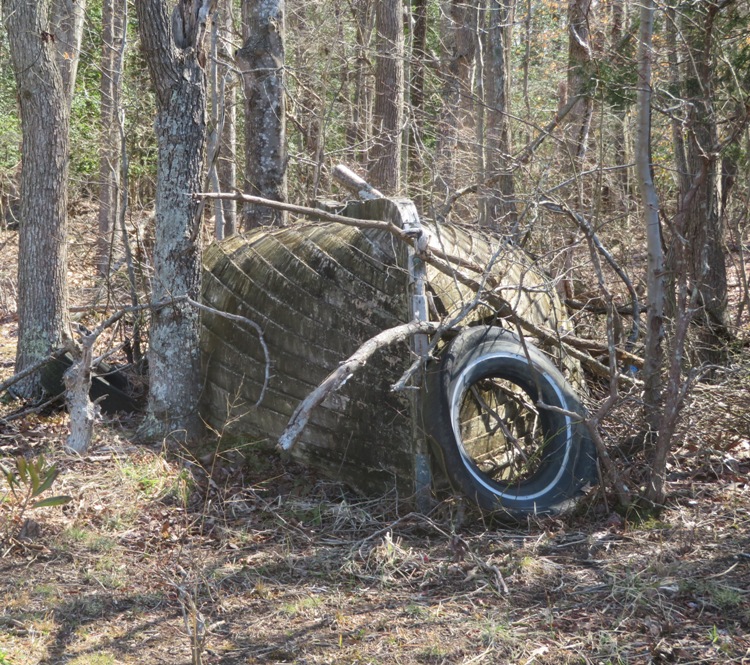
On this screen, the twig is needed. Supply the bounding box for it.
[539,195,641,351]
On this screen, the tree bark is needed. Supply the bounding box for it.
[677,3,729,362]
[409,0,428,188]
[51,0,87,109]
[368,0,404,193]
[345,0,374,165]
[3,0,71,399]
[217,0,237,237]
[480,0,517,231]
[635,0,664,433]
[136,0,213,441]
[98,0,126,275]
[434,0,475,196]
[563,0,594,166]
[238,0,287,228]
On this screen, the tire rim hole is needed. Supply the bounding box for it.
[458,376,546,485]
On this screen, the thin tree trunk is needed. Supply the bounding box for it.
[346,0,374,165]
[238,0,287,228]
[434,0,475,197]
[209,14,225,240]
[609,0,630,201]
[635,0,664,432]
[564,0,594,168]
[368,0,404,193]
[480,0,516,231]
[51,0,87,109]
[136,0,213,441]
[409,0,427,189]
[3,0,71,399]
[98,0,126,275]
[679,3,729,362]
[217,0,237,237]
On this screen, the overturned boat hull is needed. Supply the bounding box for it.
[200,199,573,499]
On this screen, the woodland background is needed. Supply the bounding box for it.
[0,0,749,663]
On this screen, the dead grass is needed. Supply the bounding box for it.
[1,413,748,664]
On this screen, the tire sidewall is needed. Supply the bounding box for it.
[424,326,595,517]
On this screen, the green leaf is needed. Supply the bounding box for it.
[30,495,72,509]
[28,458,41,492]
[0,461,14,487]
[15,456,28,483]
[32,466,60,498]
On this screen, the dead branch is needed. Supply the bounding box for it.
[539,196,641,350]
[195,190,483,274]
[566,298,644,317]
[0,346,72,395]
[332,164,385,200]
[278,321,438,451]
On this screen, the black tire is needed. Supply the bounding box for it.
[423,326,597,519]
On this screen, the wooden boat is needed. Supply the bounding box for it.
[199,198,593,513]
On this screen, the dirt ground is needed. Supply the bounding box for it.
[1,215,749,665]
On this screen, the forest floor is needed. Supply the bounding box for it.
[1,210,749,665]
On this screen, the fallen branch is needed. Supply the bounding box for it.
[0,346,72,395]
[278,320,438,451]
[194,190,483,274]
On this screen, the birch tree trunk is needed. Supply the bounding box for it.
[136,0,213,442]
[3,0,71,399]
[368,0,404,193]
[238,0,287,228]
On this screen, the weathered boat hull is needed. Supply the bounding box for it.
[199,199,571,498]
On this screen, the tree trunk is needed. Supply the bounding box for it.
[409,0,427,189]
[678,3,729,363]
[217,0,237,237]
[480,0,516,231]
[434,0,475,197]
[208,0,237,239]
[368,0,404,193]
[51,0,87,108]
[238,0,287,228]
[609,0,630,202]
[3,0,71,399]
[136,0,213,442]
[564,0,594,167]
[345,0,374,166]
[635,0,664,435]
[98,0,126,275]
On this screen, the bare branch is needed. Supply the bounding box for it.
[279,321,438,451]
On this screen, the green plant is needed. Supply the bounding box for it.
[1,455,72,535]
